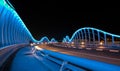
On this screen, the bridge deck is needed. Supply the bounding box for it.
[38,44,120,66]
[10,47,51,71]
[1,44,120,71]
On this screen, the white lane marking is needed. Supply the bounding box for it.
[86,48,92,50]
[96,49,103,51]
[109,50,119,53]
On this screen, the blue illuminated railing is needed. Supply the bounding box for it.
[0,0,37,48]
[0,1,37,69]
[35,48,120,71]
[0,0,120,71]
[62,35,70,43]
[50,38,57,43]
[39,36,50,43]
[62,27,120,49]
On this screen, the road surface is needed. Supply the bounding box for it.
[37,44,120,66]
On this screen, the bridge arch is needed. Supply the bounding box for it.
[0,0,36,48]
[68,27,120,48]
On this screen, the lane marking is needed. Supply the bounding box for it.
[86,48,92,50]
[109,50,119,53]
[96,49,103,51]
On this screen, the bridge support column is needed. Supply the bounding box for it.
[87,29,90,45]
[92,30,95,45]
[97,31,100,44]
[84,29,87,43]
[112,36,114,46]
[81,30,84,42]
[104,33,107,46]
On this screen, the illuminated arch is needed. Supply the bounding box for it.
[69,27,120,48]
[50,38,57,43]
[39,36,50,43]
[62,35,70,43]
[0,0,37,48]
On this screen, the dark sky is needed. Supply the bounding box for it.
[10,0,120,41]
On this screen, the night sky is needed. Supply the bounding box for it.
[10,0,120,41]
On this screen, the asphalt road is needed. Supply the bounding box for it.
[38,44,120,66]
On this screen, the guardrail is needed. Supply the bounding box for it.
[36,48,120,71]
[0,43,29,69]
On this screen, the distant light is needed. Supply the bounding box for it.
[80,45,85,48]
[81,42,85,45]
[35,46,43,50]
[71,42,74,44]
[99,42,103,45]
[30,43,34,46]
[98,46,105,49]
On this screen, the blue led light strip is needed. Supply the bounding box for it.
[0,0,37,48]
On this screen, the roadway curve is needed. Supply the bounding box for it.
[37,44,120,66]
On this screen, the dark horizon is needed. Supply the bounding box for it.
[10,0,120,41]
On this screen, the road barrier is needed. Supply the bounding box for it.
[0,43,29,69]
[36,48,120,71]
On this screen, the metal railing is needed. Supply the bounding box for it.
[36,48,120,71]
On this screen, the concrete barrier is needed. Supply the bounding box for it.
[0,43,29,68]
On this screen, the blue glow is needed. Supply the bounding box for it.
[39,36,50,43]
[0,0,5,5]
[70,27,120,42]
[50,38,57,43]
[0,1,36,48]
[65,35,70,41]
[5,0,15,9]
[1,0,120,48]
[61,27,120,49]
[38,49,120,71]
[1,1,120,71]
[62,35,70,43]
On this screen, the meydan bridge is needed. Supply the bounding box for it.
[0,0,120,71]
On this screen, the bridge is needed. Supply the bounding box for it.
[0,0,120,71]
